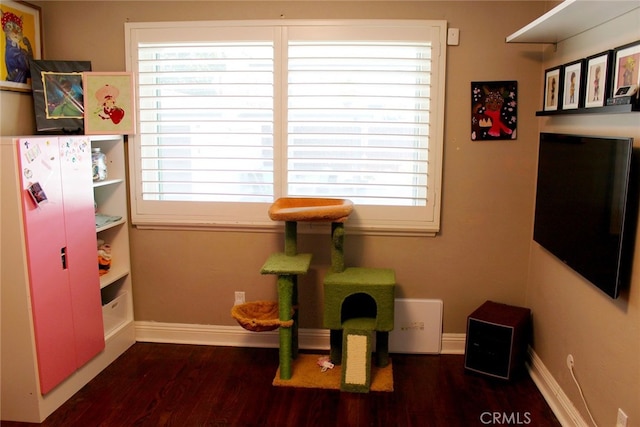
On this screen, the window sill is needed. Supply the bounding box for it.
[133,221,438,237]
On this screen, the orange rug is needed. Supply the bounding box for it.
[272,353,393,392]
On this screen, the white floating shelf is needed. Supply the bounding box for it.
[506,0,640,44]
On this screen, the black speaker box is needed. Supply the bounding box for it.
[464,301,531,380]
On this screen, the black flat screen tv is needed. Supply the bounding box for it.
[534,132,638,299]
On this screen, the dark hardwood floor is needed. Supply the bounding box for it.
[3,343,560,427]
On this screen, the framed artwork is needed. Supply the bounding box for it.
[584,50,612,108]
[561,59,584,110]
[543,66,563,111]
[612,40,640,96]
[471,80,517,141]
[0,0,42,92]
[29,60,91,133]
[83,72,135,135]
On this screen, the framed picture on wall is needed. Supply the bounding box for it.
[471,80,517,141]
[560,59,584,110]
[29,60,92,133]
[83,72,136,135]
[612,40,640,96]
[0,0,42,92]
[543,66,563,111]
[584,50,612,108]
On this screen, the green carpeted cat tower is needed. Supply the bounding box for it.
[231,197,394,392]
[323,222,395,393]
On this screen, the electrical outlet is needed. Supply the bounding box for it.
[566,354,574,369]
[234,291,245,306]
[616,408,628,427]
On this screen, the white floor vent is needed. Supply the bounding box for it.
[389,298,443,354]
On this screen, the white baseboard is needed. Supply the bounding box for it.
[134,321,466,354]
[440,332,466,354]
[527,347,588,427]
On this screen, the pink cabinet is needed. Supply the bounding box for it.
[16,136,104,394]
[3,135,134,423]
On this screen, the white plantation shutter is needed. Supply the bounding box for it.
[137,41,275,203]
[287,40,431,206]
[126,21,446,233]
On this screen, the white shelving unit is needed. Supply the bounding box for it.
[91,135,135,339]
[506,0,640,44]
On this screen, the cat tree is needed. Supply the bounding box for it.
[232,197,395,392]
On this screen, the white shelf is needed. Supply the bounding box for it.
[96,217,126,233]
[506,0,640,44]
[93,178,124,188]
[91,136,134,339]
[89,134,123,142]
[99,266,129,289]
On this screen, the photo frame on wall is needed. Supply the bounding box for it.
[0,0,42,92]
[29,60,92,133]
[83,72,135,135]
[612,40,640,97]
[543,66,563,111]
[561,59,584,110]
[471,80,517,141]
[584,50,612,108]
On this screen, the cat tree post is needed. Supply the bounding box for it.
[331,222,345,273]
[284,221,297,256]
[260,250,311,380]
[277,274,295,379]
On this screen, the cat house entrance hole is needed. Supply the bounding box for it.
[341,293,377,324]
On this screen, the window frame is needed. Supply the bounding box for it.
[125,19,446,236]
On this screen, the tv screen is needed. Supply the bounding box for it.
[534,133,637,299]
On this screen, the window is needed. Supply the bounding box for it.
[125,20,446,234]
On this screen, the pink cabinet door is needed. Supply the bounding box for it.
[18,137,77,394]
[17,137,105,395]
[59,137,105,367]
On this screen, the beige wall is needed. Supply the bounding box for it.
[528,10,640,425]
[18,1,546,333]
[0,91,35,135]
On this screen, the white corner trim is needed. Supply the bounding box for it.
[134,321,466,354]
[527,347,589,427]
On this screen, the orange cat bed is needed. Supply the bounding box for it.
[268,197,353,222]
[231,301,294,332]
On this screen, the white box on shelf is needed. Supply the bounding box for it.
[102,292,128,336]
